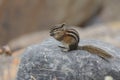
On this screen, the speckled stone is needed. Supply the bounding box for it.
[16,38,120,80]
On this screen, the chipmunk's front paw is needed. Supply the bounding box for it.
[62,48,69,52]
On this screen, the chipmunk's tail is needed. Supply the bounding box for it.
[78,45,113,59]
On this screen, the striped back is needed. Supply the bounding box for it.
[66,28,80,43]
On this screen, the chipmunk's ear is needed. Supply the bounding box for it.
[60,23,66,30]
[61,23,65,28]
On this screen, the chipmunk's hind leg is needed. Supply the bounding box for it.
[69,43,78,51]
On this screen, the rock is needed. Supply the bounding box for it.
[16,38,120,80]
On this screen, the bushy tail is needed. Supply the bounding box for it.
[79,45,113,59]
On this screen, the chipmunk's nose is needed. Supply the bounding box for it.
[50,32,54,36]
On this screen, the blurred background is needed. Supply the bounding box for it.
[0,0,120,80]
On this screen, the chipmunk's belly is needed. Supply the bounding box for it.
[62,36,76,45]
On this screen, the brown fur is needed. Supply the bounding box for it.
[50,24,113,60]
[79,45,113,59]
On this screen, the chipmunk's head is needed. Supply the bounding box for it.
[50,23,66,40]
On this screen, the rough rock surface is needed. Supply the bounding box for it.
[16,38,120,80]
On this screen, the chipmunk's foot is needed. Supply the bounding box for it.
[58,46,65,49]
[58,46,69,52]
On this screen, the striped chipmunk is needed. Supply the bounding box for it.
[50,23,113,59]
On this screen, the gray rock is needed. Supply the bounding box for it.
[16,38,120,80]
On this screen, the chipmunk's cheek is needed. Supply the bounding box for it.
[54,35,58,39]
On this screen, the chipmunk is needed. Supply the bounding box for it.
[50,24,113,59]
